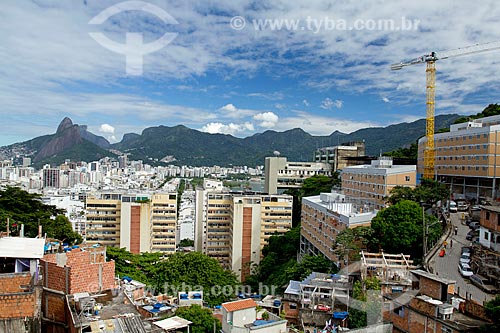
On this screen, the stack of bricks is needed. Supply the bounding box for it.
[0,272,36,319]
[41,247,116,295]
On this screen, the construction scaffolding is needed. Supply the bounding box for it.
[360,252,417,291]
[470,244,500,288]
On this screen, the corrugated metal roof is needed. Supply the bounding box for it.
[0,237,45,258]
[222,299,257,312]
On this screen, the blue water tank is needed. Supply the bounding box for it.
[273,300,281,307]
[193,293,202,299]
[180,293,189,299]
[153,303,163,309]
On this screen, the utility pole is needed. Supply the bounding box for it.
[422,206,427,270]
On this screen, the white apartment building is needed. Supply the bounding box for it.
[264,156,331,195]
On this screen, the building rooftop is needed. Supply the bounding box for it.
[411,269,456,285]
[0,237,45,259]
[222,299,257,312]
[153,316,192,331]
[67,289,152,331]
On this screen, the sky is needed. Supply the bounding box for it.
[1,0,500,146]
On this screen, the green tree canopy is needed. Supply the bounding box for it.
[174,305,221,333]
[154,252,239,306]
[0,186,82,243]
[370,200,441,259]
[179,238,195,247]
[387,179,449,206]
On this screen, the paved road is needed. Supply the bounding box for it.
[428,212,494,305]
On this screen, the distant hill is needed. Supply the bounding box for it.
[0,114,460,167]
[112,114,460,166]
[0,118,113,167]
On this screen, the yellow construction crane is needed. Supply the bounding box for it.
[391,41,500,180]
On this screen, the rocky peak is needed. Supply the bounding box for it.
[56,117,74,134]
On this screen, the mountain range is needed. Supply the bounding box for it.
[0,114,461,167]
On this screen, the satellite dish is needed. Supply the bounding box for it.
[273,151,280,157]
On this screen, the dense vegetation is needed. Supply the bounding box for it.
[106,248,239,306]
[173,305,221,333]
[0,186,81,243]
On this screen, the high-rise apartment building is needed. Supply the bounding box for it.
[264,156,331,195]
[43,167,60,188]
[418,115,500,199]
[86,192,178,254]
[195,188,293,280]
[341,157,416,210]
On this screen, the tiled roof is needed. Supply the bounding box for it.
[222,299,257,312]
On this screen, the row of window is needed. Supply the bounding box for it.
[437,133,488,142]
[438,144,489,151]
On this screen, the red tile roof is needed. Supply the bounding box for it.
[222,299,257,312]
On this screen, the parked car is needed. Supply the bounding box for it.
[471,205,481,211]
[470,274,497,293]
[469,222,480,231]
[466,230,479,241]
[457,201,469,211]
[461,246,472,256]
[459,252,471,264]
[449,201,458,213]
[458,262,474,277]
[315,304,331,312]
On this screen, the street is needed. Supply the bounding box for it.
[428,212,494,304]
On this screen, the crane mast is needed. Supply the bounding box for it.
[424,61,436,180]
[391,41,500,180]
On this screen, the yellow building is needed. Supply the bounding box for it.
[341,157,416,210]
[86,193,178,254]
[418,115,500,199]
[86,193,122,247]
[196,191,293,280]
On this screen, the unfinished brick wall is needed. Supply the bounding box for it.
[41,247,116,294]
[0,272,32,293]
[0,293,36,319]
[419,276,442,300]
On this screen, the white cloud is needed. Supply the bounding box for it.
[99,124,115,134]
[201,122,254,135]
[274,110,379,135]
[320,98,343,110]
[382,97,390,103]
[220,104,237,113]
[253,112,279,128]
[275,103,286,110]
[303,99,310,107]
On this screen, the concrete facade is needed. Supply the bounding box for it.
[341,157,416,210]
[418,115,500,199]
[264,156,331,195]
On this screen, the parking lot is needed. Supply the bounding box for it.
[428,212,494,304]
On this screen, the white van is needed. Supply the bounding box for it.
[449,201,457,213]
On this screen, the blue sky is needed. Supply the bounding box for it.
[1,0,500,146]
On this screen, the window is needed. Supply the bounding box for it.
[405,176,410,181]
[486,211,490,220]
[289,303,297,310]
[484,232,489,241]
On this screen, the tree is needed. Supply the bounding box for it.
[154,252,239,306]
[387,179,449,206]
[370,200,441,259]
[0,186,71,239]
[179,238,195,247]
[285,255,338,282]
[174,305,221,333]
[349,277,382,329]
[45,215,82,244]
[484,295,500,326]
[333,226,374,262]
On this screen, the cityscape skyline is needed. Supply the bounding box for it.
[1,0,500,146]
